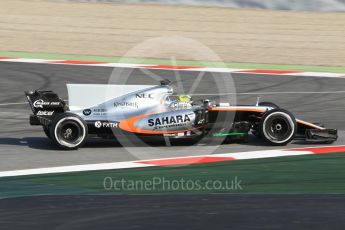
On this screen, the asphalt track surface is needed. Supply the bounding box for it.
[1,62,345,229]
[1,195,345,230]
[1,61,345,171]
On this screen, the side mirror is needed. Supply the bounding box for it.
[160,79,171,86]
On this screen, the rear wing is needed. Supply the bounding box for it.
[25,90,66,121]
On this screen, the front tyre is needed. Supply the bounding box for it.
[259,109,297,146]
[49,113,88,150]
[258,102,279,109]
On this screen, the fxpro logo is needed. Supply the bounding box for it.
[95,121,119,128]
[148,114,192,128]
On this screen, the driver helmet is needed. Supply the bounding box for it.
[178,95,193,104]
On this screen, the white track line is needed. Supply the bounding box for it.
[0,162,154,178]
[0,59,62,63]
[191,91,345,96]
[216,150,311,160]
[1,58,345,78]
[0,102,28,106]
[1,146,345,178]
[288,72,345,78]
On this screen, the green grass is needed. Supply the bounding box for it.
[1,51,345,73]
[1,152,345,198]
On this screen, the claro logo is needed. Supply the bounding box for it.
[148,114,191,127]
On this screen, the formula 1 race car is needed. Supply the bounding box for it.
[25,81,338,150]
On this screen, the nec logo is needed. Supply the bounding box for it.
[135,94,153,99]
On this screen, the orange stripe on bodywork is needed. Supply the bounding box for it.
[296,119,325,130]
[119,113,195,135]
[208,107,266,113]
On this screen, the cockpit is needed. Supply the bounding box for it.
[165,94,193,110]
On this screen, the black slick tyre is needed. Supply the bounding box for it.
[49,113,88,150]
[258,102,279,109]
[259,109,297,146]
[43,126,51,139]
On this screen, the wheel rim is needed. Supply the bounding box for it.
[55,117,85,148]
[263,112,294,143]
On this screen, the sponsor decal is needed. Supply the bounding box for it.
[93,108,107,116]
[95,121,102,128]
[163,133,177,137]
[114,102,138,108]
[197,119,205,124]
[83,109,92,116]
[135,93,153,99]
[148,114,192,129]
[95,121,119,128]
[169,102,191,109]
[33,99,60,108]
[37,110,54,116]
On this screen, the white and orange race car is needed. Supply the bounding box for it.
[25,81,337,150]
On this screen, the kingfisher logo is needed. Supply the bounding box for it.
[114,102,138,108]
[148,114,192,127]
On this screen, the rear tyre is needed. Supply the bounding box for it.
[49,113,88,150]
[259,109,296,146]
[43,126,51,139]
